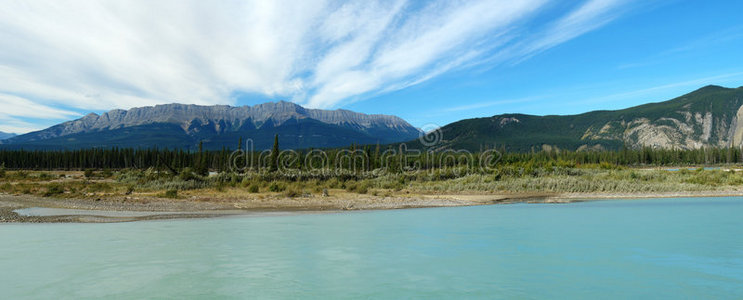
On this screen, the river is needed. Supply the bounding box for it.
[2,197,742,299]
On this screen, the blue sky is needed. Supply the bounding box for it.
[1,0,743,133]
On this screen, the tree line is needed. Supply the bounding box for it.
[1,142,742,172]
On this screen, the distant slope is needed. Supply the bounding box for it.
[0,131,16,140]
[416,85,743,152]
[1,102,421,150]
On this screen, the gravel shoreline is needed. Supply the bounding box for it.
[3,191,741,223]
[0,193,547,223]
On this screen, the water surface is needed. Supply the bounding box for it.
[2,197,742,299]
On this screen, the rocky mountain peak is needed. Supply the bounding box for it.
[1,101,421,150]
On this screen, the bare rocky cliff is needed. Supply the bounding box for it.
[581,111,735,149]
[581,87,743,149]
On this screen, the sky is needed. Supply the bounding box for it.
[1,0,743,134]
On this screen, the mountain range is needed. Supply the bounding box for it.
[3,85,743,152]
[0,131,16,140]
[0,101,421,150]
[423,85,743,152]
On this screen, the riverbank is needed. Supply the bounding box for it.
[0,194,551,223]
[0,192,556,223]
[3,189,743,223]
[3,167,743,223]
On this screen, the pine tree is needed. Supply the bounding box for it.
[196,141,208,176]
[270,134,279,172]
[373,143,381,169]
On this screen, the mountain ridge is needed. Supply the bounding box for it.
[415,85,743,152]
[1,101,421,150]
[5,85,743,152]
[0,131,16,140]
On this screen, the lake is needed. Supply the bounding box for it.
[2,197,742,299]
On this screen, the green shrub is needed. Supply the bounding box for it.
[84,169,95,178]
[86,182,113,193]
[268,181,286,192]
[132,177,208,192]
[345,181,357,192]
[116,169,144,183]
[179,168,199,181]
[229,173,240,186]
[283,188,300,198]
[325,178,341,189]
[101,169,113,178]
[215,182,226,192]
[599,162,620,170]
[43,183,64,197]
[356,184,368,194]
[160,189,178,198]
[248,184,260,193]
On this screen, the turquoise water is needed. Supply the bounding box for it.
[2,197,742,299]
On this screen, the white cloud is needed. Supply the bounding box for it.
[523,0,628,55]
[0,93,81,133]
[0,94,79,120]
[485,0,634,66]
[306,0,549,108]
[0,0,635,132]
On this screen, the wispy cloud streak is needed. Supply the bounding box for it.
[0,0,635,133]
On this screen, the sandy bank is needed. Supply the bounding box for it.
[2,190,742,223]
[0,192,555,223]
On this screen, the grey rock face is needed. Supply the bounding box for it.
[4,101,421,147]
